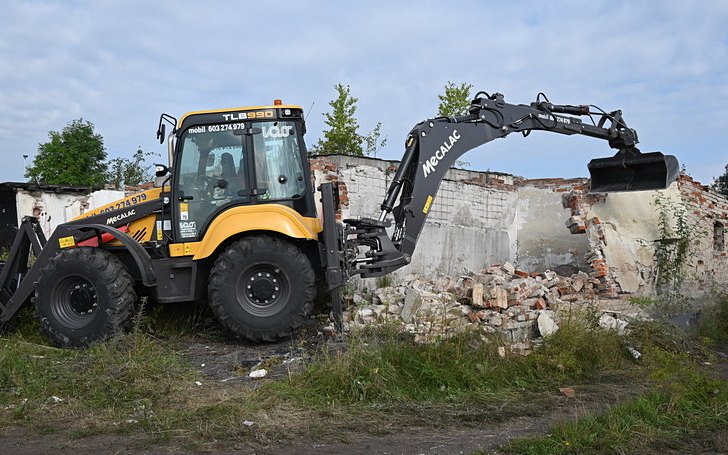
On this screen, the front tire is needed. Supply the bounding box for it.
[34,247,137,348]
[208,236,315,342]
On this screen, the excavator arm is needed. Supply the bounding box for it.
[328,92,679,281]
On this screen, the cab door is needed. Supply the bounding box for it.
[173,126,252,242]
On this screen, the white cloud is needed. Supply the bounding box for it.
[0,0,726,185]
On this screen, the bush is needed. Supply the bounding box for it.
[697,296,728,348]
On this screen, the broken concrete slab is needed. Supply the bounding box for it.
[598,313,629,335]
[537,311,559,336]
[401,287,424,323]
[501,261,516,275]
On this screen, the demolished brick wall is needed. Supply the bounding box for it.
[677,174,728,291]
[310,155,728,295]
[561,188,621,298]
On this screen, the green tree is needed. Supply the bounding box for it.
[437,81,474,168]
[26,119,108,187]
[106,147,156,190]
[362,121,388,158]
[437,81,473,118]
[713,164,728,196]
[310,84,364,156]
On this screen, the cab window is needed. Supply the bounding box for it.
[253,121,306,200]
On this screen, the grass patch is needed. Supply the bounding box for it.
[268,316,632,407]
[498,317,728,455]
[501,358,727,454]
[3,301,724,452]
[0,328,197,435]
[697,295,728,348]
[134,298,215,340]
[1,310,636,446]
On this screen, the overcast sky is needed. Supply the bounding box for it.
[1,0,727,185]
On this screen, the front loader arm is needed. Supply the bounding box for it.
[342,92,678,278]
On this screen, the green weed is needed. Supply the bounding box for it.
[628,295,656,307]
[375,274,394,288]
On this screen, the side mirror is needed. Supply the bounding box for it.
[155,164,169,178]
[156,113,177,145]
[157,123,166,145]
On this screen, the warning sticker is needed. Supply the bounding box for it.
[422,195,434,214]
[59,236,76,248]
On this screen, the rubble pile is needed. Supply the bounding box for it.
[336,262,647,348]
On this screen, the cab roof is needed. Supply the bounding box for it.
[178,104,303,129]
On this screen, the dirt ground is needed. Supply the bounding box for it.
[0,376,646,455]
[1,321,726,455]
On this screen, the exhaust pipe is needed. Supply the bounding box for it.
[588,151,680,193]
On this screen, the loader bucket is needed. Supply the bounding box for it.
[588,151,679,193]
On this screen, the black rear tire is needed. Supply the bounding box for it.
[34,247,137,348]
[208,235,315,342]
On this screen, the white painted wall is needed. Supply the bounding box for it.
[15,188,124,238]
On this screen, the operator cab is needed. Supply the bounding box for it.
[160,102,315,242]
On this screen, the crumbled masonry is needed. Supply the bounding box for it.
[330,262,650,354]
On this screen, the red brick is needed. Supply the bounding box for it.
[513,269,529,278]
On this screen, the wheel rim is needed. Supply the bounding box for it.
[50,275,98,329]
[236,264,290,317]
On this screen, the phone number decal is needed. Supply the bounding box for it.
[99,193,148,214]
[187,123,246,134]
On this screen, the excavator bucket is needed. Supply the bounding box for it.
[588,151,680,193]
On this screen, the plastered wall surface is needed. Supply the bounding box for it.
[516,184,590,272]
[585,186,681,293]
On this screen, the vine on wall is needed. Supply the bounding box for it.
[652,192,692,309]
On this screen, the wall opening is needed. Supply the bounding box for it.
[715,222,725,252]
